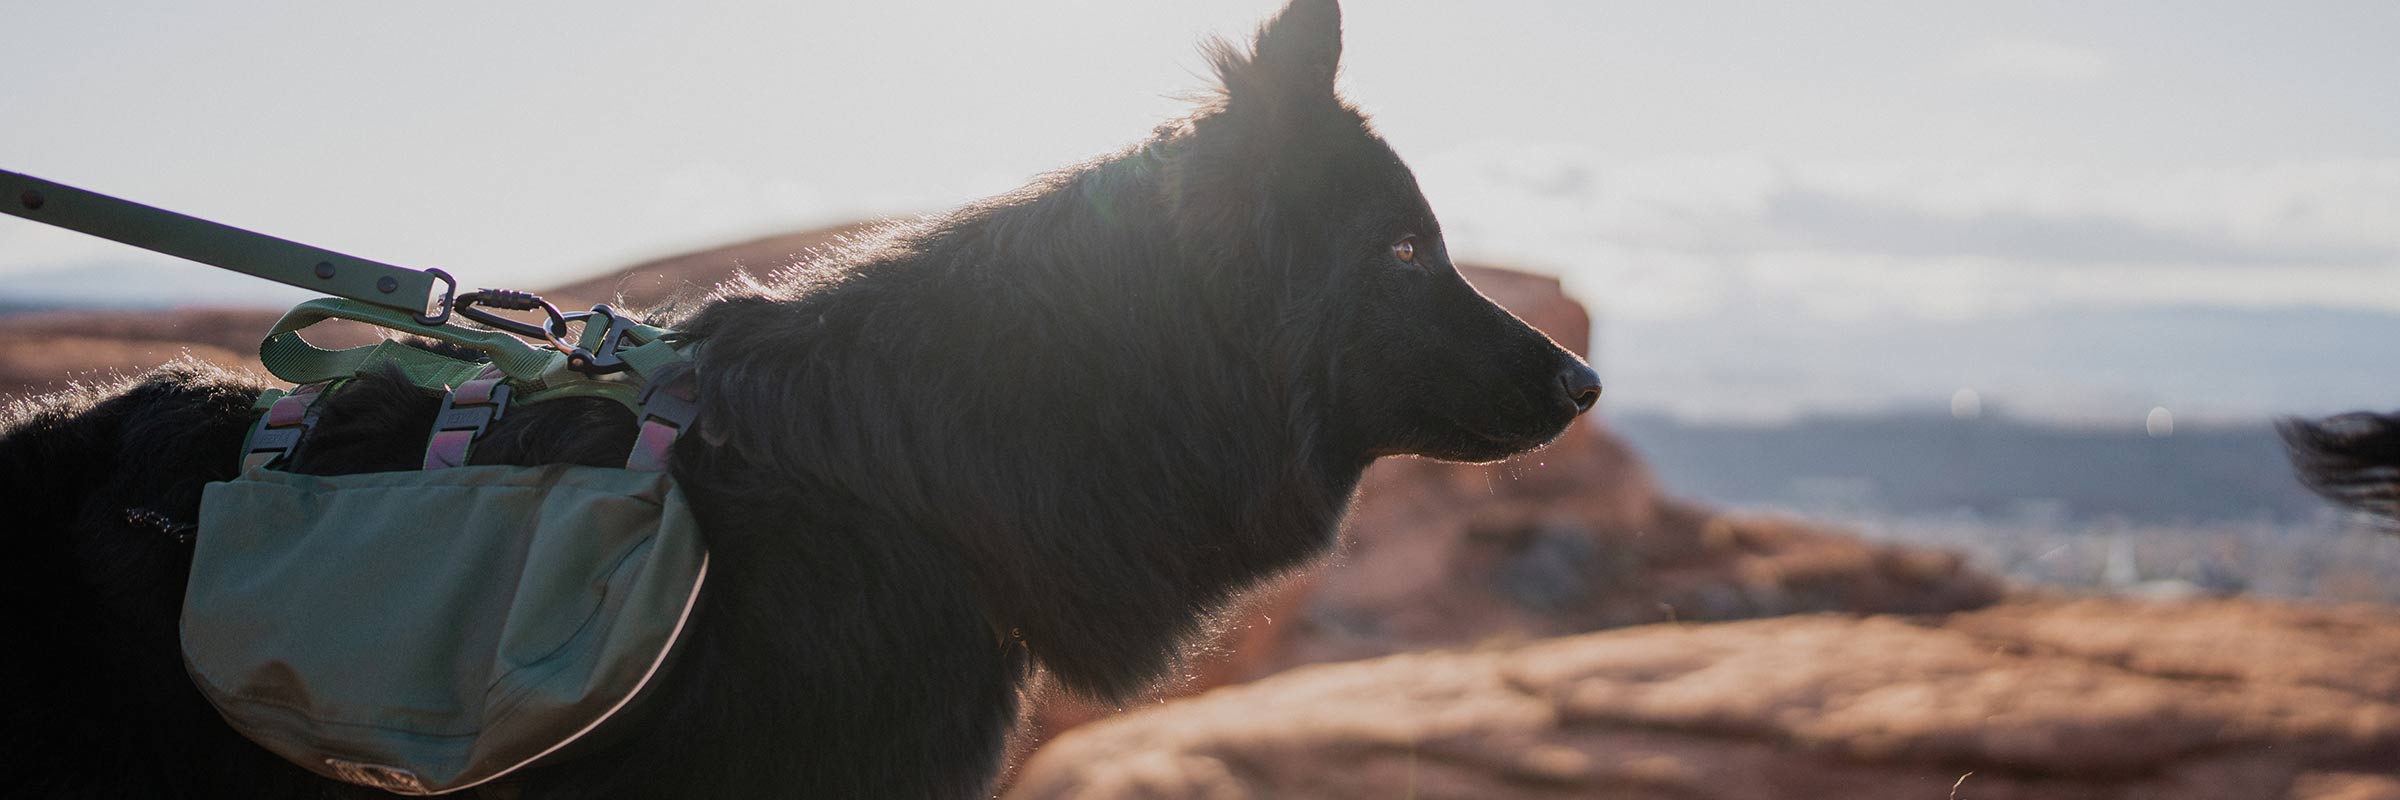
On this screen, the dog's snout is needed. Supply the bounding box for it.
[1558,362,1602,415]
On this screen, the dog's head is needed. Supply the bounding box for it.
[1169,0,1600,463]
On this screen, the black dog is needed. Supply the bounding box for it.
[0,1,1600,796]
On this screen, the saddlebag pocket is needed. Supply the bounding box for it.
[183,464,709,795]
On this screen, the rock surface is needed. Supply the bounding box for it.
[1241,433,2003,677]
[1009,597,2400,800]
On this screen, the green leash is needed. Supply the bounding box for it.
[0,169,691,415]
[2,169,455,323]
[0,168,701,472]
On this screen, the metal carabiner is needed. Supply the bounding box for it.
[451,290,646,375]
[455,289,593,360]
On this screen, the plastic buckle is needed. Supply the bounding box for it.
[422,373,512,471]
[636,378,698,429]
[241,385,327,470]
[242,424,303,469]
[432,381,512,438]
[626,376,699,472]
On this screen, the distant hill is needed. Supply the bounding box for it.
[1608,410,2321,524]
[1599,304,2400,425]
[0,258,321,310]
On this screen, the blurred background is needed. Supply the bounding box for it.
[10,2,2400,797]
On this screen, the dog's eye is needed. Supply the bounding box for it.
[1390,237,1417,264]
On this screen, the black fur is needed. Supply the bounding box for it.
[0,1,1598,797]
[2281,412,2400,528]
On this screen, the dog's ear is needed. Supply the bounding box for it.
[1212,0,1342,112]
[1172,0,1352,262]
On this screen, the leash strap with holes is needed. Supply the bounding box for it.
[0,168,456,324]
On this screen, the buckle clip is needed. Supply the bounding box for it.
[626,376,700,472]
[432,380,511,438]
[241,383,331,470]
[242,425,304,469]
[636,378,698,430]
[422,370,513,470]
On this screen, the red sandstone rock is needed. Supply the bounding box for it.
[1009,597,2400,800]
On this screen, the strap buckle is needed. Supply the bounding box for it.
[241,383,332,470]
[422,369,512,470]
[626,376,699,472]
[241,425,304,470]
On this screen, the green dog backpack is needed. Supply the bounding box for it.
[3,168,714,795]
[185,464,709,794]
[178,296,710,794]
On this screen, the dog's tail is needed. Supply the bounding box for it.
[2280,411,2400,527]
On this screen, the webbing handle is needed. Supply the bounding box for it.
[260,299,561,388]
[1,169,454,322]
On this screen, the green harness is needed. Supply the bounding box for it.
[4,169,711,795]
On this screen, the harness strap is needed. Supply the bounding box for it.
[423,367,513,470]
[263,299,556,390]
[626,375,699,472]
[241,382,334,470]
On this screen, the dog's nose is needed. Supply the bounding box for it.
[1558,362,1602,415]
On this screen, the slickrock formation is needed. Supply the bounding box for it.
[1009,597,2400,800]
[1234,441,2003,677]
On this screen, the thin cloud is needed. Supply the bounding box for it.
[1761,186,2396,266]
[1955,37,2112,82]
[1412,144,2400,324]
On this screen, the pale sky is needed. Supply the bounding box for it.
[7,1,2399,423]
